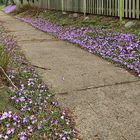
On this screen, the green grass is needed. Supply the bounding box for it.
[39,10,99,27]
[0,45,10,71]
[38,10,140,36]
[0,86,17,112]
[39,10,77,26]
[0,4,4,10]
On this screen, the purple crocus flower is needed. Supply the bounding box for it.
[12,115,18,121]
[0,134,2,138]
[54,120,58,125]
[19,135,27,140]
[3,5,16,14]
[4,135,8,140]
[6,128,14,135]
[22,117,27,123]
[37,124,42,130]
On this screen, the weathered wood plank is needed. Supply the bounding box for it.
[28,0,140,19]
[136,0,140,18]
[129,0,132,18]
[132,0,135,18]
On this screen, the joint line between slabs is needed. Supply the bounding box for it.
[57,79,140,95]
[74,79,140,92]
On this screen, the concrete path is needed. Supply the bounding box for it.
[0,12,140,140]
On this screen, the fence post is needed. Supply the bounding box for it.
[48,0,50,9]
[119,0,123,22]
[83,0,86,17]
[61,0,64,12]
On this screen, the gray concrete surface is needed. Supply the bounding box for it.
[0,11,140,140]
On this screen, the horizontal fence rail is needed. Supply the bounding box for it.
[16,0,140,19]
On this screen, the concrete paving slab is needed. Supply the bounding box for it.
[19,41,139,93]
[0,16,32,31]
[7,30,55,42]
[56,81,140,140]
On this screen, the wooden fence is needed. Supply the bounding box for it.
[16,0,140,19]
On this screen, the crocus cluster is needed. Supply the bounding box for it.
[0,22,77,139]
[2,5,16,14]
[17,16,140,76]
[0,111,33,140]
[6,62,77,140]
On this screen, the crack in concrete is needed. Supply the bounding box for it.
[74,79,140,92]
[57,79,140,95]
[21,62,51,70]
[121,135,128,140]
[87,102,99,115]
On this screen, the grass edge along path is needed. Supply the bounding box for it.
[0,15,79,140]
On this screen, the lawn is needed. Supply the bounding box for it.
[0,5,4,10]
[0,87,17,112]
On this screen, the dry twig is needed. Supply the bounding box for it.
[0,66,18,90]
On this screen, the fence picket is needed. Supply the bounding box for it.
[128,0,131,18]
[137,0,140,18]
[20,0,139,19]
